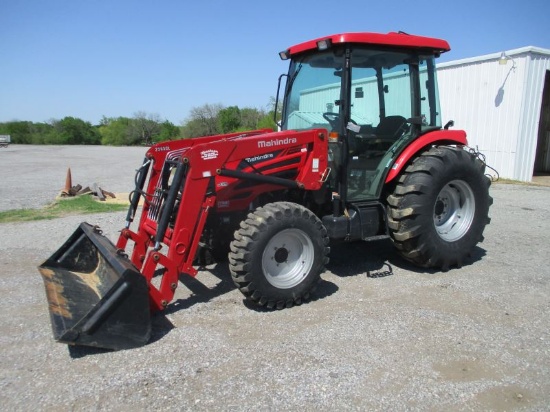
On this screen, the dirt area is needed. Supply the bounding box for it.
[532,173,550,186]
[1,145,549,410]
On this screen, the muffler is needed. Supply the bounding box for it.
[38,222,151,350]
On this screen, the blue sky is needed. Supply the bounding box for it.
[1,0,549,125]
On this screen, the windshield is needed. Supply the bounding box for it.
[282,49,344,131]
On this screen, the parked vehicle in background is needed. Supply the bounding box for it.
[0,135,10,147]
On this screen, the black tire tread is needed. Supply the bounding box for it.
[229,202,329,309]
[387,146,492,270]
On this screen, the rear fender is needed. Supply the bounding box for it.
[385,129,467,183]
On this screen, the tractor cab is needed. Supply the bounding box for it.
[278,32,448,203]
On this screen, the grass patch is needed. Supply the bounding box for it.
[0,195,128,224]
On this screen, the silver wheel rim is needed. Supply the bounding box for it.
[262,228,315,289]
[433,179,475,242]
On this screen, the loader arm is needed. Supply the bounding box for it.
[118,128,328,311]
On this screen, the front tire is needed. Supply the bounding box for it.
[387,146,492,270]
[229,202,330,309]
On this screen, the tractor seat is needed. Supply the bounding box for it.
[375,115,408,140]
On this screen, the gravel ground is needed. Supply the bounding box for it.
[0,144,146,212]
[1,145,549,411]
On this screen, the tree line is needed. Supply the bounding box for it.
[0,104,277,146]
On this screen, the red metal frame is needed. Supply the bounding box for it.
[117,129,329,310]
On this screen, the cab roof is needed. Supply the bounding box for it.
[283,32,450,58]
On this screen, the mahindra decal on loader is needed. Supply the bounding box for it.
[39,31,492,350]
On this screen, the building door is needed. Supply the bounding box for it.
[534,71,550,173]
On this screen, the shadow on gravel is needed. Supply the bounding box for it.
[66,313,176,358]
[66,266,234,358]
[388,244,487,273]
[166,263,236,314]
[148,313,176,345]
[172,259,339,314]
[68,345,112,358]
[241,278,340,313]
[328,239,396,277]
[327,239,487,276]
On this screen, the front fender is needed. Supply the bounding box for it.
[385,129,468,183]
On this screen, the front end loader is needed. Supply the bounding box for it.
[39,128,329,349]
[39,31,492,350]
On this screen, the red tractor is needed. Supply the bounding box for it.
[39,32,492,350]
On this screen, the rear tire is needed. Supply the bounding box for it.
[387,146,492,270]
[229,202,330,309]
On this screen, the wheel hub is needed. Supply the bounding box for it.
[434,199,446,217]
[274,247,289,264]
[262,228,315,289]
[433,179,475,242]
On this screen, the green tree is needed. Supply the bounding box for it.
[0,121,57,144]
[99,116,132,145]
[158,120,181,142]
[181,103,278,137]
[100,113,176,146]
[257,112,277,131]
[181,103,223,138]
[130,111,162,145]
[0,121,32,143]
[44,117,100,145]
[218,106,241,133]
[181,118,206,139]
[29,122,54,144]
[240,107,264,130]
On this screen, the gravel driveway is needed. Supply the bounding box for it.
[1,145,549,411]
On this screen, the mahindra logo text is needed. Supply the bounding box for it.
[257,137,297,148]
[246,153,274,163]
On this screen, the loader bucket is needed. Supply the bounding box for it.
[38,222,151,350]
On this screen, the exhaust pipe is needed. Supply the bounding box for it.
[38,223,151,350]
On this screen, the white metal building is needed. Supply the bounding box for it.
[437,47,550,182]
